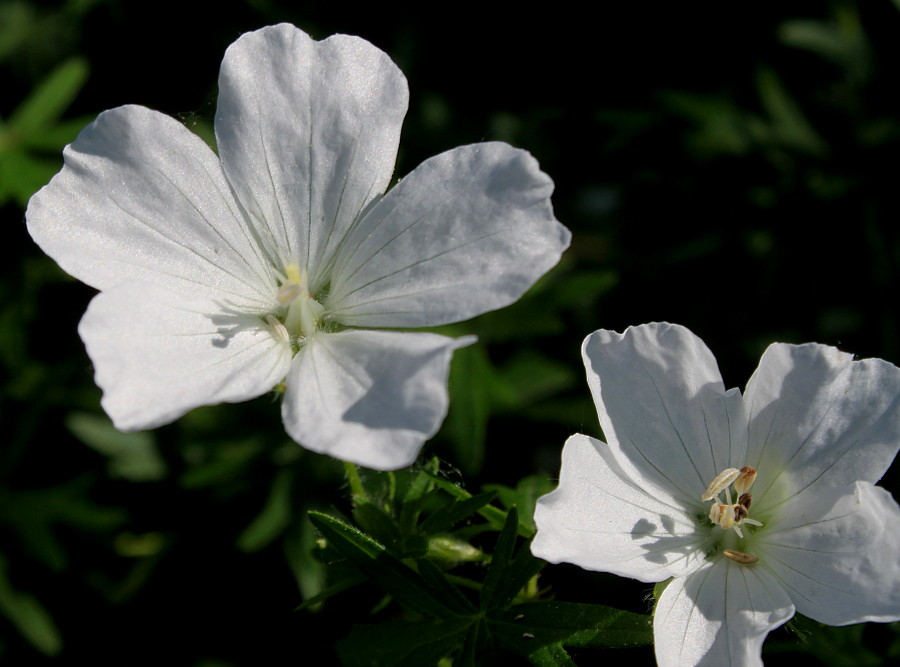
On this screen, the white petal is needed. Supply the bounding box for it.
[654,560,794,667]
[79,282,292,430]
[744,343,900,509]
[26,105,276,310]
[281,330,474,470]
[760,481,900,624]
[326,143,570,328]
[532,434,708,582]
[215,24,408,283]
[582,323,748,508]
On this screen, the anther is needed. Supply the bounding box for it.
[734,466,758,495]
[701,468,741,501]
[738,493,752,510]
[723,549,758,564]
[266,315,290,345]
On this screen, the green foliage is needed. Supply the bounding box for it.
[0,554,61,656]
[307,467,652,665]
[0,57,91,206]
[2,1,900,664]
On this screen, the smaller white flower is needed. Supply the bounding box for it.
[25,24,570,471]
[532,323,900,666]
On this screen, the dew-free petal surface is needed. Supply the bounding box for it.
[80,282,292,431]
[744,342,900,509]
[582,323,748,507]
[532,434,707,582]
[761,481,900,625]
[654,559,794,667]
[326,142,570,328]
[281,330,474,470]
[215,24,408,286]
[26,105,275,310]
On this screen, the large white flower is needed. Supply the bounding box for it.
[532,323,900,666]
[25,24,570,471]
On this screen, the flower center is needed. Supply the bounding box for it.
[701,466,763,542]
[268,263,325,344]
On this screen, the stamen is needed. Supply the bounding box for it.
[266,315,290,345]
[723,549,758,564]
[277,281,302,305]
[701,468,741,501]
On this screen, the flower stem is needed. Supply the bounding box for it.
[343,461,365,501]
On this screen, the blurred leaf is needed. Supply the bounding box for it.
[494,351,577,411]
[0,555,61,655]
[180,440,262,488]
[8,57,88,141]
[659,91,749,156]
[444,345,494,474]
[66,412,167,482]
[284,511,327,603]
[0,2,34,62]
[755,67,827,156]
[236,468,293,552]
[0,149,61,207]
[779,4,870,83]
[336,616,473,667]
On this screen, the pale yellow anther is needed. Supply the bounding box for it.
[701,468,741,501]
[723,549,758,564]
[276,263,308,305]
[734,466,758,495]
[709,503,735,531]
[266,315,290,345]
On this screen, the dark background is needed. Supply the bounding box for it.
[2,0,899,663]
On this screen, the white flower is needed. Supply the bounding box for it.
[25,24,570,471]
[532,323,900,666]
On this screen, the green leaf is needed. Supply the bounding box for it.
[421,491,498,536]
[236,468,293,552]
[308,512,454,619]
[284,511,327,603]
[480,507,519,610]
[484,475,557,537]
[755,67,827,156]
[444,345,494,474]
[8,57,89,142]
[488,540,545,609]
[336,617,473,667]
[415,559,476,615]
[352,501,402,548]
[0,555,62,655]
[425,474,508,533]
[491,601,652,658]
[66,412,167,482]
[525,644,577,666]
